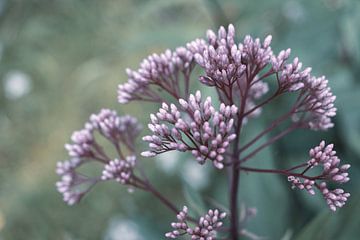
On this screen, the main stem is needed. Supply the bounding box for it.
[229,73,250,239]
[230,165,240,239]
[229,107,242,240]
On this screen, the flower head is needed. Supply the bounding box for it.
[308,141,350,183]
[56,157,97,205]
[319,182,350,211]
[301,76,337,130]
[57,109,141,205]
[89,109,142,145]
[165,206,226,239]
[288,141,350,211]
[118,45,201,104]
[65,129,94,158]
[101,156,137,184]
[142,91,237,169]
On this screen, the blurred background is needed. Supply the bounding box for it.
[0,0,359,239]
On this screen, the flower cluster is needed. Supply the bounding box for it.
[117,43,206,104]
[165,206,226,239]
[141,91,237,169]
[194,24,270,120]
[101,156,137,184]
[299,76,337,130]
[56,109,141,205]
[89,109,142,147]
[271,47,336,130]
[195,25,273,86]
[195,24,336,130]
[288,176,316,195]
[194,24,246,88]
[65,129,95,159]
[319,182,350,212]
[272,53,310,91]
[64,109,141,160]
[288,141,350,211]
[308,141,350,183]
[56,158,96,205]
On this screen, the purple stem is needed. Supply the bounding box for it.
[237,123,302,167]
[239,166,325,181]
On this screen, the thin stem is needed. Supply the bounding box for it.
[243,88,282,118]
[114,141,125,160]
[239,166,325,181]
[286,163,308,172]
[237,110,295,155]
[135,160,151,184]
[92,141,111,163]
[144,181,179,214]
[238,123,302,166]
[300,165,313,175]
[184,70,191,97]
[133,176,197,223]
[255,69,275,82]
[230,166,240,240]
[229,70,253,240]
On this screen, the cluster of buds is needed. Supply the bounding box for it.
[194,24,246,88]
[101,156,137,184]
[319,182,350,212]
[194,25,270,120]
[56,109,141,205]
[64,109,141,160]
[88,109,141,148]
[299,76,337,130]
[65,129,95,159]
[288,141,350,211]
[56,158,97,205]
[270,46,335,131]
[165,206,226,239]
[117,44,206,104]
[195,24,336,131]
[141,91,237,169]
[308,141,350,183]
[288,176,316,195]
[240,34,273,70]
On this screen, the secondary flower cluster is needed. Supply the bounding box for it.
[56,109,141,205]
[117,41,207,103]
[288,141,350,211]
[270,48,336,130]
[194,25,271,122]
[101,156,137,184]
[141,91,237,169]
[56,158,92,205]
[165,206,226,239]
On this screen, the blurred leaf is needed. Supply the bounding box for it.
[293,211,331,240]
[340,2,360,65]
[183,181,207,216]
[337,88,360,158]
[238,119,290,239]
[293,194,360,240]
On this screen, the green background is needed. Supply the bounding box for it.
[0,0,359,239]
